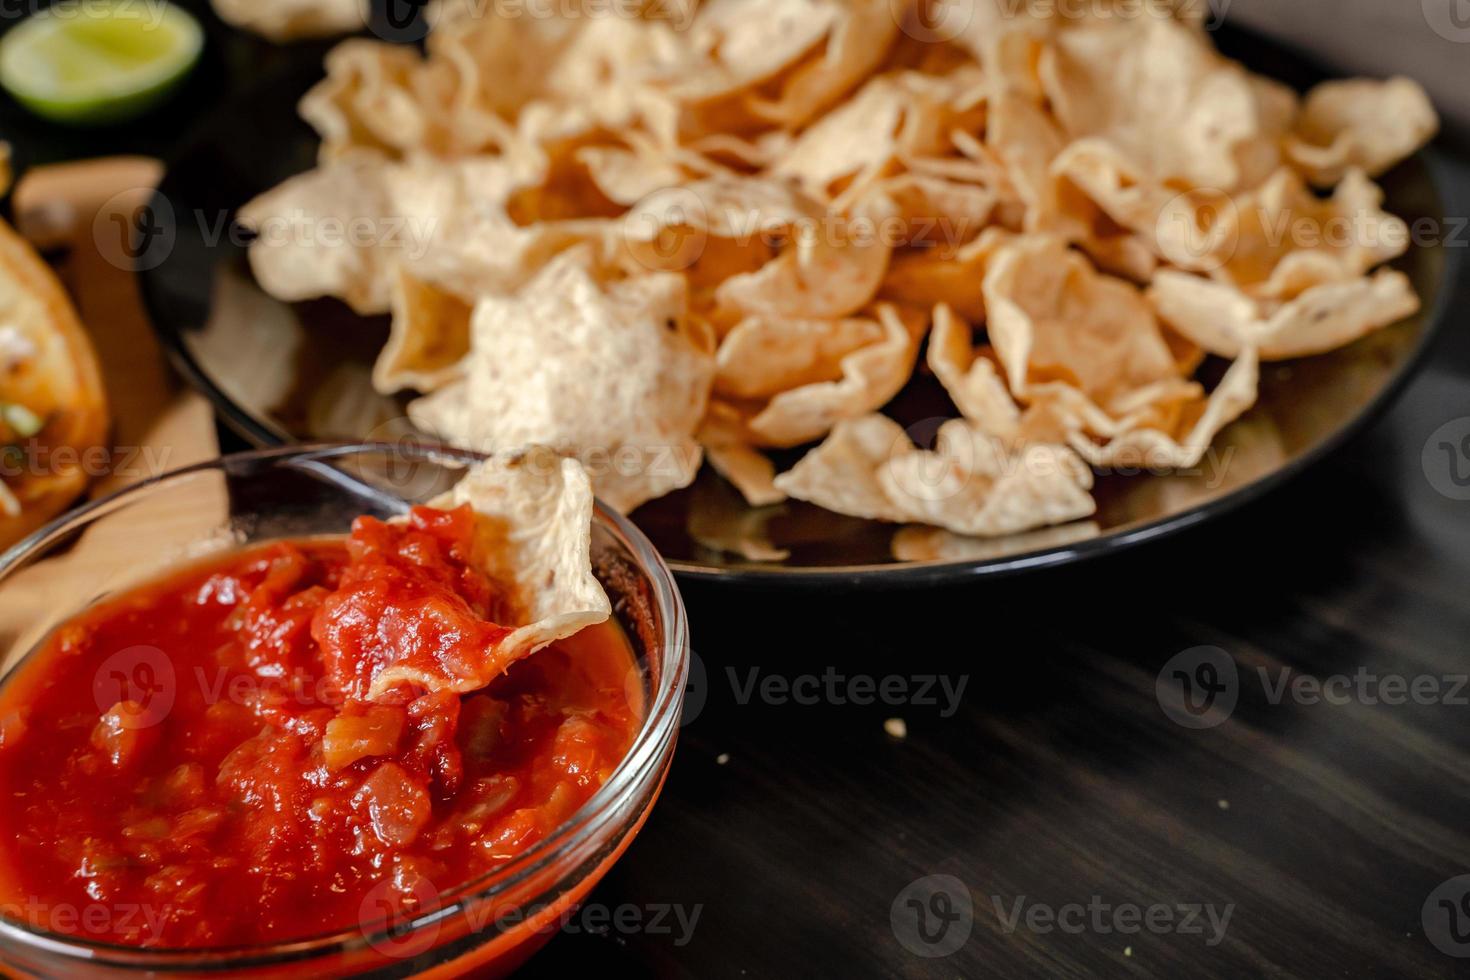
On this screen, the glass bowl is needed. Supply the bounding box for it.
[0,443,689,978]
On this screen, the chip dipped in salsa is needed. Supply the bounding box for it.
[0,502,642,949]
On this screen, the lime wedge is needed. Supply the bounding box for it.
[0,1,203,125]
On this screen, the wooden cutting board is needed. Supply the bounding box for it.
[0,158,222,652]
[12,156,219,494]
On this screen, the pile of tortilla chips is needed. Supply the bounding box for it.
[239,0,1437,550]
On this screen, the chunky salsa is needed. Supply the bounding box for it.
[0,506,641,948]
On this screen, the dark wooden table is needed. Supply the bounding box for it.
[7,5,1468,976]
[521,162,1470,980]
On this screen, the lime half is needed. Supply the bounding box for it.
[0,1,203,125]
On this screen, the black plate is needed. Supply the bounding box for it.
[139,27,1463,587]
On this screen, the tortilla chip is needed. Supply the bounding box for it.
[703,443,786,508]
[715,314,885,399]
[774,414,1096,537]
[671,0,843,103]
[238,153,404,314]
[238,153,605,315]
[880,421,1096,537]
[772,67,988,201]
[1050,139,1232,273]
[880,226,1012,323]
[373,269,472,395]
[745,0,899,128]
[577,143,691,207]
[622,176,818,243]
[665,0,897,134]
[860,173,998,251]
[697,399,787,506]
[299,42,433,161]
[772,413,915,522]
[408,248,714,512]
[1068,346,1259,470]
[1148,267,1421,361]
[984,94,1154,280]
[982,236,1183,411]
[212,0,363,42]
[1212,168,1409,300]
[714,194,895,321]
[748,303,924,448]
[1286,77,1438,188]
[927,302,1022,432]
[295,39,512,163]
[1039,18,1292,191]
[368,449,611,699]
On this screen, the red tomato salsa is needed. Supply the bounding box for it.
[0,506,642,948]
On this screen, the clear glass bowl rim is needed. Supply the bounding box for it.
[0,442,689,970]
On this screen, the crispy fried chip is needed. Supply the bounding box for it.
[1212,168,1409,300]
[773,413,914,522]
[715,314,885,399]
[300,41,467,162]
[577,143,690,207]
[983,236,1182,411]
[927,302,1021,431]
[668,0,898,133]
[880,226,1011,323]
[1286,77,1438,188]
[373,269,472,395]
[622,176,894,322]
[748,303,924,447]
[1039,18,1293,191]
[409,248,714,512]
[368,449,611,699]
[212,0,363,42]
[712,201,894,321]
[774,414,1096,537]
[772,67,988,201]
[881,421,1096,536]
[238,153,606,315]
[698,400,787,506]
[1067,346,1259,470]
[1148,267,1421,361]
[703,443,786,507]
